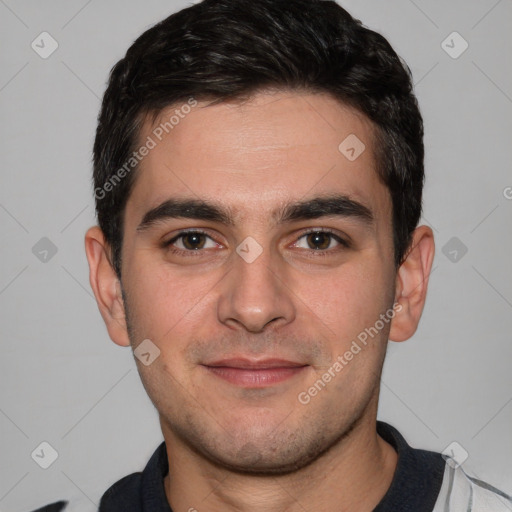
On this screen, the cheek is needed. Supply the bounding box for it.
[300,260,391,338]
[123,261,218,349]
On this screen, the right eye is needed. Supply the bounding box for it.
[163,230,222,255]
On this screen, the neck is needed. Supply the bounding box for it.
[162,412,397,512]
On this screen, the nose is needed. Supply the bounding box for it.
[217,243,296,333]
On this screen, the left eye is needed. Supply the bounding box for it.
[294,231,346,251]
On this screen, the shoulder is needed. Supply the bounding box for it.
[376,421,512,512]
[433,461,512,511]
[26,501,69,512]
[25,492,99,512]
[24,472,143,512]
[28,442,167,512]
[98,471,143,511]
[98,440,168,510]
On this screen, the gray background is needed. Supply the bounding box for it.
[1,0,511,510]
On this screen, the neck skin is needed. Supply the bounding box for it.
[161,395,398,512]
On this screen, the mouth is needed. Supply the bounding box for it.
[201,358,309,387]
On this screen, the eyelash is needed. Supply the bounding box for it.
[162,228,350,258]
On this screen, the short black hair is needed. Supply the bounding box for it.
[93,0,424,278]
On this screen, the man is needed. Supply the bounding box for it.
[30,0,512,510]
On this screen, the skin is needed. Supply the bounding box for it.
[85,90,435,511]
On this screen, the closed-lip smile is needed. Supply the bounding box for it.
[202,358,308,387]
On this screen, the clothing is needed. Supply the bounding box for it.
[29,421,512,511]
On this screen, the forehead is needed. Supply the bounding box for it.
[126,90,391,227]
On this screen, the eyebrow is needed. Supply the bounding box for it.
[136,194,374,233]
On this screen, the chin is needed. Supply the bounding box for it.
[194,427,335,476]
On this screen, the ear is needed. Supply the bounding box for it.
[84,225,130,347]
[388,225,435,342]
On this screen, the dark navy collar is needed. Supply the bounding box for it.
[98,421,445,511]
[374,421,445,511]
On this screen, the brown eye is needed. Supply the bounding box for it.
[164,231,218,252]
[294,230,347,252]
[306,232,332,250]
[180,232,207,250]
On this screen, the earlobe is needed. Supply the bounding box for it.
[388,225,435,342]
[84,226,131,347]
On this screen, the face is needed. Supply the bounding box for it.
[116,90,398,473]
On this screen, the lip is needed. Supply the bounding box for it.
[202,358,308,387]
[204,358,306,369]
